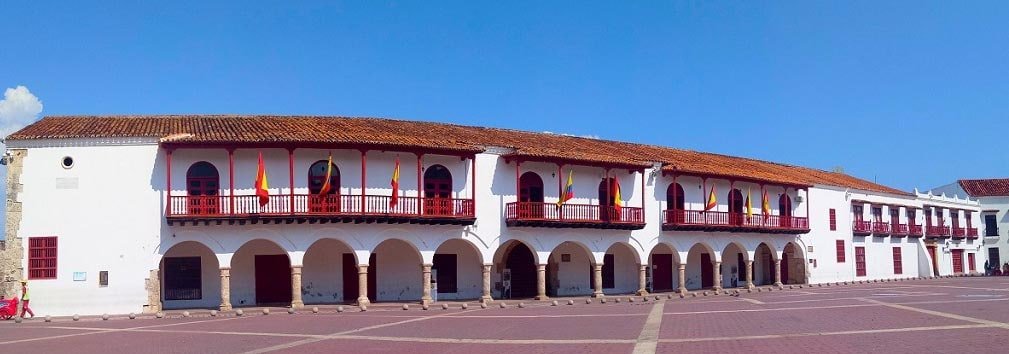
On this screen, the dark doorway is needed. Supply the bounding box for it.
[952,249,964,274]
[736,253,746,287]
[367,253,377,302]
[602,254,615,289]
[423,164,453,216]
[433,254,458,294]
[519,172,545,218]
[729,189,744,225]
[504,243,537,298]
[928,245,939,276]
[254,254,292,305]
[342,253,357,302]
[779,195,793,227]
[700,253,713,288]
[307,160,341,213]
[598,178,616,222]
[186,161,220,215]
[989,247,1001,270]
[652,254,673,291]
[781,252,791,282]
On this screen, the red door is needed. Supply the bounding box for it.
[968,253,976,272]
[700,253,713,288]
[254,255,292,305]
[186,162,220,215]
[855,247,866,277]
[952,249,963,274]
[781,253,790,284]
[424,165,453,216]
[652,254,673,291]
[928,245,939,276]
[342,253,358,302]
[367,253,377,302]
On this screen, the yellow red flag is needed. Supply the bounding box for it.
[705,185,717,211]
[255,152,270,206]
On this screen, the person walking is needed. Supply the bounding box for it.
[20,279,34,318]
[985,260,991,276]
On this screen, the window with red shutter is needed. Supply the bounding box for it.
[892,247,902,275]
[855,246,866,277]
[28,236,58,279]
[836,240,845,263]
[829,209,837,230]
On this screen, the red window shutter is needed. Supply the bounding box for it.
[894,247,903,274]
[836,240,845,263]
[829,209,837,230]
[855,247,866,277]
[968,253,976,272]
[28,236,58,279]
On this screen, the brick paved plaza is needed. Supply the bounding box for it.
[3,276,1008,354]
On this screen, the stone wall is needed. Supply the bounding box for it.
[0,149,26,298]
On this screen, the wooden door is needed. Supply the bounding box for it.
[187,177,219,215]
[781,252,791,283]
[342,254,358,302]
[652,254,673,291]
[968,253,976,272]
[518,173,544,218]
[952,249,963,274]
[424,165,453,216]
[254,255,292,305]
[737,253,746,287]
[367,253,377,302]
[505,243,537,298]
[854,247,866,277]
[700,253,713,288]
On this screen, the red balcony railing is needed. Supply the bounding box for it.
[891,223,909,236]
[662,210,809,233]
[871,222,891,235]
[853,221,872,235]
[926,225,951,237]
[167,194,474,221]
[908,224,923,237]
[505,202,644,229]
[967,227,979,239]
[952,227,966,239]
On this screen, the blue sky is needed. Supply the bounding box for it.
[1,1,1007,219]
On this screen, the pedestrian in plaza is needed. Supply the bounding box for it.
[20,279,34,318]
[984,260,991,276]
[1003,263,1009,276]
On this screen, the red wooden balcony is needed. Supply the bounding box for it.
[908,224,923,237]
[852,221,872,235]
[925,225,951,238]
[952,227,966,239]
[505,202,644,230]
[891,223,909,237]
[871,222,890,236]
[967,227,979,239]
[166,194,475,226]
[662,210,810,234]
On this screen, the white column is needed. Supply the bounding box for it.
[677,264,687,294]
[636,264,649,295]
[219,267,232,311]
[480,264,493,303]
[713,261,722,292]
[421,263,433,305]
[535,264,549,300]
[592,264,604,298]
[357,265,371,306]
[291,265,304,309]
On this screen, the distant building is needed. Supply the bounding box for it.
[0,115,984,315]
[930,179,1009,270]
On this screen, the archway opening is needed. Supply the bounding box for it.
[307,160,341,213]
[231,239,291,306]
[648,243,679,292]
[186,161,220,215]
[495,241,537,299]
[721,243,748,289]
[372,239,423,302]
[604,243,640,295]
[423,164,453,215]
[685,243,715,290]
[754,243,776,286]
[782,243,806,284]
[518,172,545,218]
[302,238,355,304]
[547,241,595,297]
[433,239,483,300]
[160,241,220,310]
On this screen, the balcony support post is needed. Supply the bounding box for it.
[228,148,235,215]
[515,160,521,203]
[640,169,645,220]
[605,168,611,219]
[729,180,735,225]
[416,153,423,215]
[471,155,476,214]
[360,149,367,214]
[165,148,173,216]
[557,163,564,221]
[288,148,295,214]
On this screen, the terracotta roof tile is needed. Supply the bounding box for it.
[8,115,909,195]
[958,178,1009,197]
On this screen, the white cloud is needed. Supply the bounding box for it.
[0,85,44,139]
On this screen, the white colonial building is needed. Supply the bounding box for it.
[0,115,983,316]
[930,179,1009,271]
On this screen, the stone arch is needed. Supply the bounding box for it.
[648,242,681,293]
[547,241,597,297]
[685,242,717,290]
[492,239,540,299]
[302,238,357,304]
[720,242,749,289]
[371,238,425,302]
[160,241,221,310]
[754,242,778,286]
[230,239,291,307]
[782,242,807,285]
[603,242,641,294]
[432,238,484,300]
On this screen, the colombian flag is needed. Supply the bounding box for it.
[612,178,623,215]
[318,152,334,195]
[557,170,575,206]
[390,156,400,207]
[705,185,717,211]
[746,187,753,218]
[761,189,771,217]
[255,152,270,206]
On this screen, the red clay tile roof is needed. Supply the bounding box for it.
[958,178,1009,197]
[7,115,910,196]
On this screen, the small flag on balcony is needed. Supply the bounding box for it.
[705,185,717,211]
[612,178,623,214]
[556,170,575,206]
[746,187,753,218]
[390,156,400,207]
[318,152,334,196]
[761,189,771,217]
[255,152,270,207]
